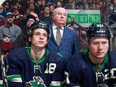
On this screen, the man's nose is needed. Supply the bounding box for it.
[98,43,103,49]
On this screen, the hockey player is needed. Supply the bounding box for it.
[64,23,116,87]
[6,21,65,87]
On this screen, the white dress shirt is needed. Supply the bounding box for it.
[52,24,64,40]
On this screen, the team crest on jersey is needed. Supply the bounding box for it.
[26,76,46,87]
[34,65,42,74]
[96,72,104,83]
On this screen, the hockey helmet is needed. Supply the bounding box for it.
[28,21,50,37]
[87,23,111,39]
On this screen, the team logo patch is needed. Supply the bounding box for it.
[26,76,46,87]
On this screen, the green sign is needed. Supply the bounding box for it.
[67,10,101,27]
[67,14,76,22]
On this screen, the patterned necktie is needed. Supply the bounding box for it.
[56,27,61,46]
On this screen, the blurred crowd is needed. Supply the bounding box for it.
[0,0,116,24]
[0,0,116,54]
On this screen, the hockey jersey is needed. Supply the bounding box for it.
[6,47,65,87]
[65,50,116,87]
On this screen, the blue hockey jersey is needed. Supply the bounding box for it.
[6,47,65,87]
[65,50,116,87]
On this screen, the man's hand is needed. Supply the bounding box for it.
[3,37,10,42]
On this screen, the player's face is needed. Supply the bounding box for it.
[88,37,109,64]
[29,29,48,48]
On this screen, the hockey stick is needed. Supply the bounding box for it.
[1,54,9,87]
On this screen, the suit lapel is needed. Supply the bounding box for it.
[50,25,68,47]
[60,26,68,46]
[50,25,59,46]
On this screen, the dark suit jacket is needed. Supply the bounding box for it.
[47,25,79,60]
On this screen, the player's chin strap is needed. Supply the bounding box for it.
[0,54,9,87]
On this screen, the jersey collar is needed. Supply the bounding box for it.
[83,49,108,72]
[26,47,49,65]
